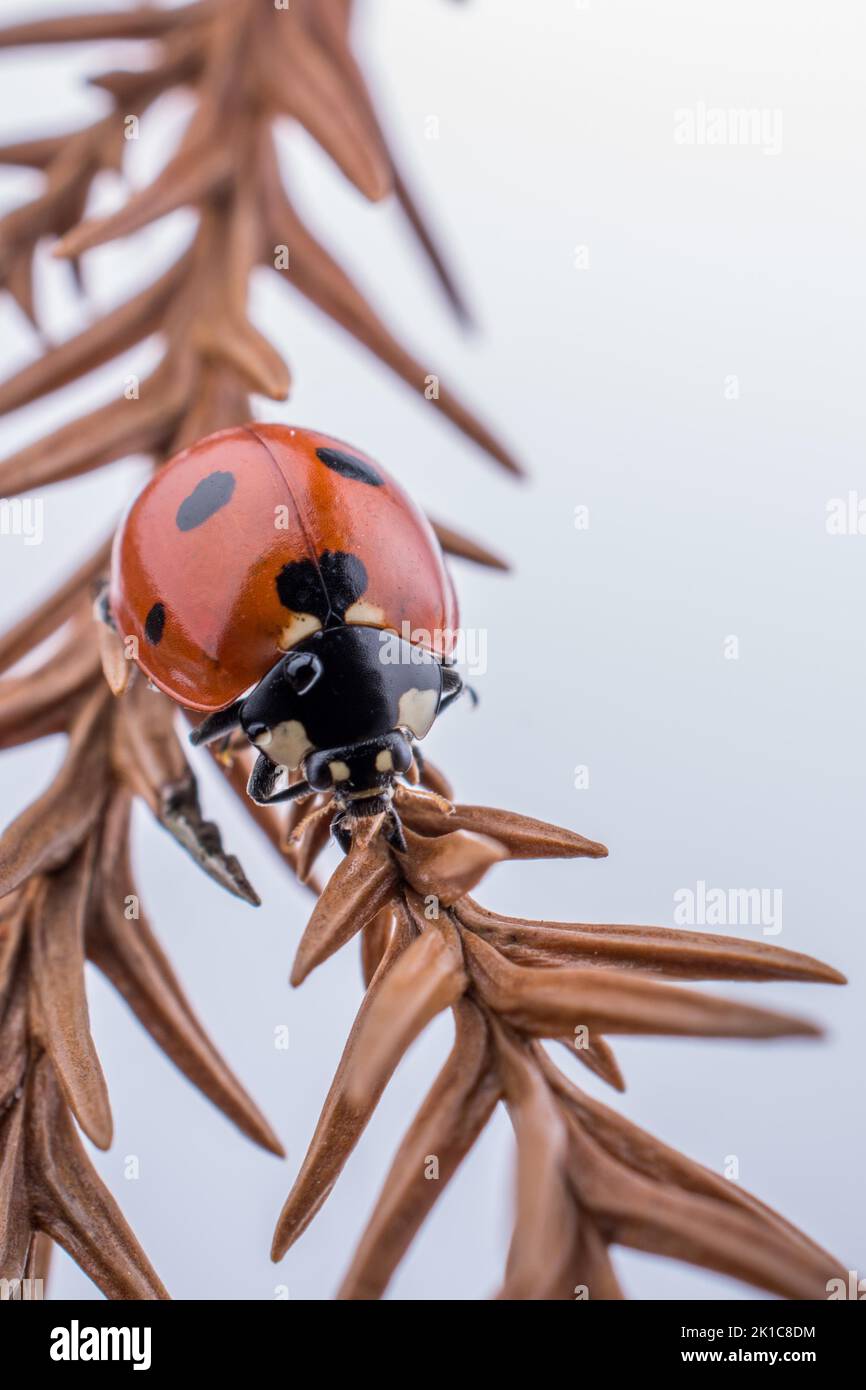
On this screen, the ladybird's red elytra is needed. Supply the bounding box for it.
[110,423,459,712]
[109,424,466,846]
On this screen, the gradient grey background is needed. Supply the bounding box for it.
[0,0,863,1300]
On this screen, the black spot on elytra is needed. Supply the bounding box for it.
[144,602,165,644]
[176,470,236,531]
[276,550,368,626]
[316,447,383,488]
[275,559,324,620]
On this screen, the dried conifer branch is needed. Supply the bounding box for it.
[271,787,846,1300]
[0,0,516,1297]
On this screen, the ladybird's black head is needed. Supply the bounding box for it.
[239,624,446,799]
[305,730,414,796]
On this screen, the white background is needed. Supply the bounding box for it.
[0,0,863,1300]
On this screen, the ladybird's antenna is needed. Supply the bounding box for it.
[409,742,425,780]
[439,665,476,714]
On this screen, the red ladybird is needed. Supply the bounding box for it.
[108,424,466,848]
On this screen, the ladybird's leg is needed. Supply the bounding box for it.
[247,752,313,806]
[332,812,352,855]
[247,752,289,804]
[92,579,115,630]
[384,805,408,854]
[189,700,245,747]
[160,776,260,906]
[247,751,281,803]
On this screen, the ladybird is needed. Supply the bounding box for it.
[108,424,465,848]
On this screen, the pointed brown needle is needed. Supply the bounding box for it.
[342,903,467,1106]
[0,688,110,898]
[462,931,820,1042]
[25,1055,170,1300]
[458,896,846,985]
[272,913,412,1261]
[290,819,398,985]
[336,999,501,1300]
[493,1024,578,1300]
[29,839,113,1150]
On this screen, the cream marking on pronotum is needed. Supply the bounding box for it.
[329,759,351,782]
[256,718,312,769]
[397,687,438,739]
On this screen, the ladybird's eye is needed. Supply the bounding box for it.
[283,652,322,694]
